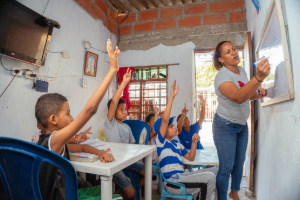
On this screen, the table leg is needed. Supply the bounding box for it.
[145,153,152,200]
[78,172,86,180]
[100,175,113,200]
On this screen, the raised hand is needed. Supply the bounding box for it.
[170,79,179,98]
[182,103,188,116]
[99,153,115,163]
[73,126,93,143]
[192,133,200,143]
[154,102,160,115]
[199,95,207,107]
[256,57,270,81]
[123,68,132,84]
[106,39,120,72]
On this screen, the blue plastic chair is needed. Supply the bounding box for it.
[0,137,78,200]
[123,120,164,194]
[122,120,152,200]
[158,162,193,200]
[123,120,151,145]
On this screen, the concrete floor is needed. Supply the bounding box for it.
[143,177,256,200]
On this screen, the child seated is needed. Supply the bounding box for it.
[155,80,217,200]
[35,39,121,200]
[145,103,159,164]
[177,95,207,150]
[104,68,148,199]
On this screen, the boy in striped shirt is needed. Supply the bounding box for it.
[155,79,217,200]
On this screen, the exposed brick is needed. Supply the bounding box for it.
[185,4,206,15]
[109,11,118,23]
[90,4,105,21]
[203,13,227,25]
[76,0,90,11]
[229,11,246,23]
[95,0,108,15]
[233,0,245,10]
[155,19,176,30]
[104,18,117,34]
[161,6,182,19]
[134,22,154,33]
[179,16,201,28]
[139,9,158,21]
[209,1,233,12]
[117,13,136,24]
[118,25,132,36]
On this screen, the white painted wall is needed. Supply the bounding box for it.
[119,42,197,123]
[0,0,117,141]
[245,0,300,199]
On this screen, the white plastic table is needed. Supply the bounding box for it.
[183,149,219,166]
[70,142,155,200]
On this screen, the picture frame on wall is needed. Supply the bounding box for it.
[84,51,98,77]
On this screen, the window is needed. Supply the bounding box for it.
[117,66,168,120]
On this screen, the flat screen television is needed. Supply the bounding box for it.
[0,0,60,66]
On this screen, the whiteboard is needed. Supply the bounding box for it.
[255,0,294,106]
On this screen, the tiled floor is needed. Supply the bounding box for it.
[143,177,256,200]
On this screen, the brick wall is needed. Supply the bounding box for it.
[75,0,247,51]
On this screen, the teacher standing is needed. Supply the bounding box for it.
[212,41,270,200]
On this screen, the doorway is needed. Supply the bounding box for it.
[194,50,244,150]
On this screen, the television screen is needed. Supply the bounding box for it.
[0,0,60,66]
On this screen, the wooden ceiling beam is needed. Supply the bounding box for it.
[169,0,176,5]
[149,0,159,7]
[117,0,133,12]
[137,0,150,9]
[108,0,128,13]
[127,0,142,11]
[103,0,117,12]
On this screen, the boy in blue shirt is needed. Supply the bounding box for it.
[177,95,206,150]
[155,80,217,200]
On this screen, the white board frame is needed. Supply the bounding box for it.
[255,0,294,106]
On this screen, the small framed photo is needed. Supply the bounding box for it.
[84,51,98,77]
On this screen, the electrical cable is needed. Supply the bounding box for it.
[48,57,62,82]
[0,56,33,73]
[117,12,129,46]
[0,74,17,98]
[48,50,62,53]
[43,0,51,15]
[90,47,107,53]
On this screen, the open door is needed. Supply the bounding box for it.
[243,32,255,191]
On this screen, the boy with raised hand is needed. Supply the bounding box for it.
[104,68,149,199]
[36,39,121,200]
[154,80,217,200]
[177,95,207,150]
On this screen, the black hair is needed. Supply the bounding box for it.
[177,114,182,123]
[145,113,155,123]
[213,41,231,71]
[107,98,126,109]
[35,93,68,128]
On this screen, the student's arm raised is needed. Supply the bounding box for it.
[67,144,115,163]
[177,103,188,134]
[50,39,120,154]
[160,80,179,138]
[197,95,206,126]
[183,134,200,161]
[149,102,159,139]
[107,68,131,122]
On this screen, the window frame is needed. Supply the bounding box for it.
[117,65,169,120]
